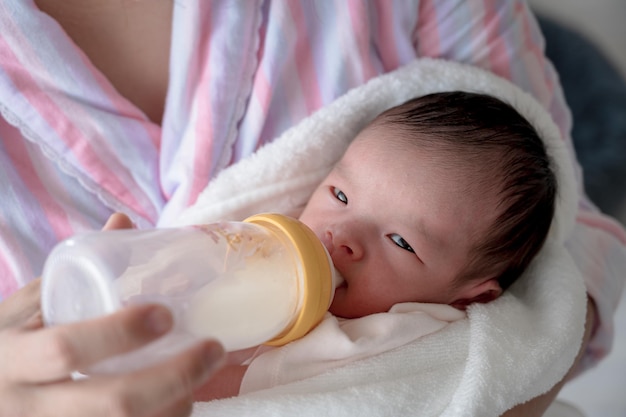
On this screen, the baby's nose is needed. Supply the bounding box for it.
[326,227,363,261]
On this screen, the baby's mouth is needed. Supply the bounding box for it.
[329,267,347,309]
[318,232,347,289]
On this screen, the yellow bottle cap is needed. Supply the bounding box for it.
[243,213,334,346]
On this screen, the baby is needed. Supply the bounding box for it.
[301,90,556,318]
[195,91,557,399]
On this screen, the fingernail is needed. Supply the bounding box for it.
[145,306,173,335]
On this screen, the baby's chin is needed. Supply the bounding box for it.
[328,287,376,319]
[328,286,353,318]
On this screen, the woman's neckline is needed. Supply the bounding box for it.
[34,0,173,125]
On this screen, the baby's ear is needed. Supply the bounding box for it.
[450,278,502,310]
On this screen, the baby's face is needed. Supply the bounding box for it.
[299,126,500,318]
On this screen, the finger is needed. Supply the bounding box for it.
[0,278,42,330]
[21,310,44,331]
[3,304,173,383]
[7,374,192,417]
[118,340,225,417]
[102,213,134,230]
[30,341,224,417]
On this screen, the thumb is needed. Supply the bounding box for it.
[102,213,134,230]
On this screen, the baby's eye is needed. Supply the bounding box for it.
[333,187,348,204]
[389,233,415,253]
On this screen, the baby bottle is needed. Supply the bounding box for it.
[41,213,340,374]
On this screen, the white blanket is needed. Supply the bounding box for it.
[174,59,587,417]
[240,303,467,394]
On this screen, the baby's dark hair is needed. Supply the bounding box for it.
[373,91,557,290]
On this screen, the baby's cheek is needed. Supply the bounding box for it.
[329,287,361,318]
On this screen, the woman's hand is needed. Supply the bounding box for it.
[0,213,226,417]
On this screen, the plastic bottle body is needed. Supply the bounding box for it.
[41,218,318,373]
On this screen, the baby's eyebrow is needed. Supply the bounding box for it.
[412,217,445,251]
[328,160,355,187]
[332,159,348,178]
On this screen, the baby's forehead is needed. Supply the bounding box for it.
[343,132,501,226]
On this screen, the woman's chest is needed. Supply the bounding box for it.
[34,0,172,124]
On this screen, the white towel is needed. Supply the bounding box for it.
[240,303,467,394]
[172,58,587,417]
